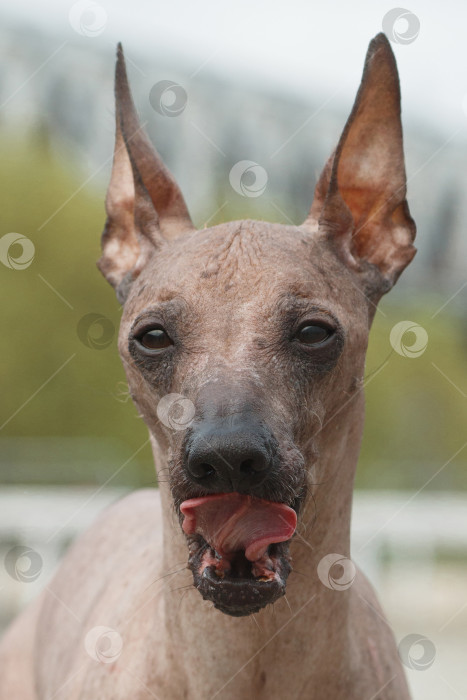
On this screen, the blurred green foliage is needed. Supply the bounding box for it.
[1,135,466,489]
[359,308,467,490]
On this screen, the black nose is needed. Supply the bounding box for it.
[185,418,273,491]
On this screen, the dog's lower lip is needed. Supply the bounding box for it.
[198,563,287,616]
[186,536,292,616]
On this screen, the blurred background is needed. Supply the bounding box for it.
[0,0,466,697]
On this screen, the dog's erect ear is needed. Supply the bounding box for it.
[98,44,194,302]
[305,33,416,296]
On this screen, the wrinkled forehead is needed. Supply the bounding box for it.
[121,219,364,328]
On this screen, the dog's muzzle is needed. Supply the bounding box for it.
[174,408,303,615]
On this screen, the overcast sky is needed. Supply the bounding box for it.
[3,0,467,140]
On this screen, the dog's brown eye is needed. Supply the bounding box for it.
[138,327,172,351]
[296,324,333,346]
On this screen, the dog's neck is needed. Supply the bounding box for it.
[143,399,364,699]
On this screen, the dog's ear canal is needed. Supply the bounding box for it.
[304,33,416,295]
[98,43,194,303]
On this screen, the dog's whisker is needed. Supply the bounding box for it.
[150,565,188,587]
[170,584,195,594]
[283,595,293,615]
[290,569,307,578]
[177,587,196,612]
[250,613,263,632]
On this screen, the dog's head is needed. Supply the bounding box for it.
[98,34,415,616]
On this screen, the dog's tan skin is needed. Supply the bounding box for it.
[0,34,415,699]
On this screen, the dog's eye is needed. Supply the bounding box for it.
[296,323,333,346]
[137,327,173,351]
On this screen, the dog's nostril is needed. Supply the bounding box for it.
[190,462,215,479]
[240,457,267,475]
[240,458,255,475]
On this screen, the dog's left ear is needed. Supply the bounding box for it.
[304,33,416,296]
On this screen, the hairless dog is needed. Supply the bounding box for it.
[0,33,415,699]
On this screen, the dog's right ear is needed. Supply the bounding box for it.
[98,44,194,303]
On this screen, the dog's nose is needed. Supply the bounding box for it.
[186,420,273,490]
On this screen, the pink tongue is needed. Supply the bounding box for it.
[180,493,297,562]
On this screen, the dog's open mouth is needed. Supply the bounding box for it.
[180,493,297,616]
